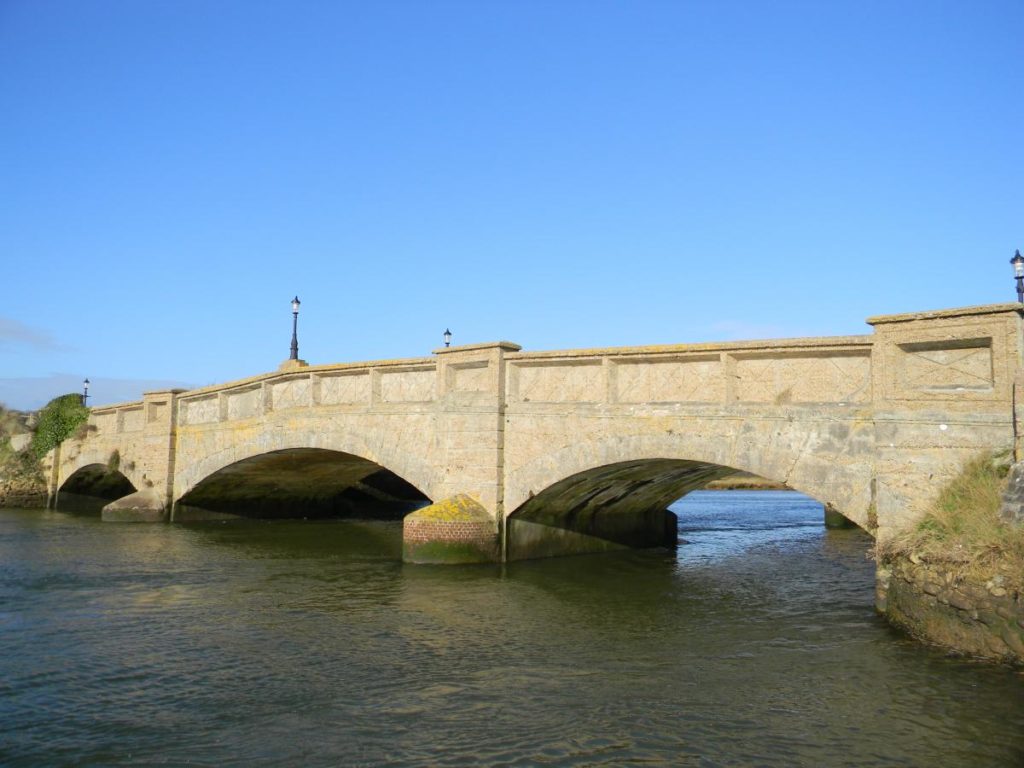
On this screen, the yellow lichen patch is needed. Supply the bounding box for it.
[407,494,489,522]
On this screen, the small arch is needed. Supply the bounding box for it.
[174,447,431,521]
[57,463,137,513]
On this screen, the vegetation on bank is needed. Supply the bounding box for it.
[29,394,89,458]
[704,472,789,491]
[878,451,1024,592]
[1,395,89,504]
[0,403,45,499]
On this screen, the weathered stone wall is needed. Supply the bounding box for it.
[0,474,46,507]
[50,389,181,512]
[877,555,1024,665]
[501,337,879,534]
[45,303,1024,561]
[868,306,1023,539]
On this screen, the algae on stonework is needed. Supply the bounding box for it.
[412,494,488,521]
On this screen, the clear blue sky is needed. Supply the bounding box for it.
[1,1,1020,409]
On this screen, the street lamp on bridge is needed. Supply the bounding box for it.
[1012,251,1024,304]
[82,378,90,407]
[289,296,301,360]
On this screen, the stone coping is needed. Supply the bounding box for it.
[867,303,1023,326]
[87,401,145,415]
[176,355,437,401]
[506,334,874,362]
[83,304,1020,410]
[433,341,522,354]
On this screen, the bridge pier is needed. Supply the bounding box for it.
[823,503,856,529]
[402,495,499,564]
[101,489,168,522]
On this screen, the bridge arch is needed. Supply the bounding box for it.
[57,459,139,512]
[57,446,148,499]
[173,430,438,520]
[503,431,873,558]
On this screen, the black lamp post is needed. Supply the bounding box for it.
[289,296,301,360]
[1012,251,1024,303]
[82,378,90,407]
[443,328,452,348]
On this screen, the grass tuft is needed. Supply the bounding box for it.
[879,451,1024,591]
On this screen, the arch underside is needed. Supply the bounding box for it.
[507,458,843,560]
[175,448,430,520]
[57,463,137,512]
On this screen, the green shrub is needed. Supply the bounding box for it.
[30,394,89,459]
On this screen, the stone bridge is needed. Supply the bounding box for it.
[47,304,1024,562]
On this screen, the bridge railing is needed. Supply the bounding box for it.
[83,401,145,436]
[174,356,439,427]
[503,335,876,407]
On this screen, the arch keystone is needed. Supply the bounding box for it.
[403,494,499,564]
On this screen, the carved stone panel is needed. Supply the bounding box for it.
[271,378,312,410]
[226,388,261,420]
[319,372,371,405]
[182,397,218,425]
[735,352,870,404]
[897,338,993,392]
[513,362,604,403]
[615,357,723,403]
[451,362,490,394]
[92,412,116,435]
[380,369,435,403]
[120,407,143,433]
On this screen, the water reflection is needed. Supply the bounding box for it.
[0,494,1022,767]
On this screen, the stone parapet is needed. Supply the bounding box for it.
[44,302,1024,565]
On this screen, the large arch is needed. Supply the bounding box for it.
[503,431,873,559]
[506,432,872,525]
[173,428,441,509]
[174,446,431,521]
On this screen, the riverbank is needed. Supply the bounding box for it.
[876,452,1024,665]
[876,555,1024,664]
[704,473,789,491]
[0,411,45,507]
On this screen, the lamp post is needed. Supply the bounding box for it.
[1012,251,1024,304]
[443,328,452,348]
[289,296,301,360]
[82,378,90,407]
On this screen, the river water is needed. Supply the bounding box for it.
[1,491,1022,767]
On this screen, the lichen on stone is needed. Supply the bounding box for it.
[406,494,489,522]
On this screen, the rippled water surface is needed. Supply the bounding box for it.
[1,491,1022,766]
